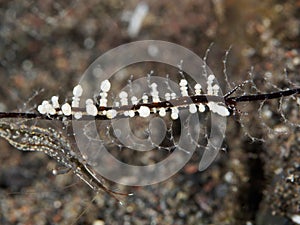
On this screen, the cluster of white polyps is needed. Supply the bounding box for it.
[37,77,230,120]
[205,75,230,117]
[37,80,111,119]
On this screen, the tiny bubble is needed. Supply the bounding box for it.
[53,200,62,209]
[84,37,95,49]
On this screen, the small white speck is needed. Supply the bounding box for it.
[293,57,300,66]
[224,171,234,183]
[53,200,62,209]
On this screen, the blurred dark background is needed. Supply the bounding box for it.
[0,0,299,224]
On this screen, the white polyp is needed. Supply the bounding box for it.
[207,102,217,113]
[86,99,98,116]
[72,97,80,107]
[159,108,166,117]
[207,74,216,95]
[195,83,201,89]
[138,106,150,117]
[216,105,230,117]
[37,104,47,114]
[106,109,117,119]
[61,103,72,116]
[100,92,108,98]
[207,74,215,82]
[86,104,98,116]
[189,104,197,114]
[179,79,188,86]
[74,111,82,119]
[151,83,158,90]
[38,100,57,115]
[99,99,107,107]
[41,100,48,106]
[171,107,179,120]
[212,84,220,95]
[100,80,111,92]
[198,103,206,112]
[207,86,213,95]
[142,94,148,103]
[120,99,128,106]
[73,84,83,97]
[124,111,129,116]
[86,99,94,105]
[114,101,120,107]
[151,83,160,102]
[131,96,138,105]
[38,101,48,114]
[119,91,128,99]
[171,112,178,120]
[128,110,135,117]
[194,83,202,95]
[165,93,171,101]
[152,95,160,103]
[171,93,176,99]
[45,104,56,115]
[180,86,188,96]
[119,91,128,105]
[207,102,230,117]
[99,92,108,107]
[51,96,60,108]
[291,214,300,224]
